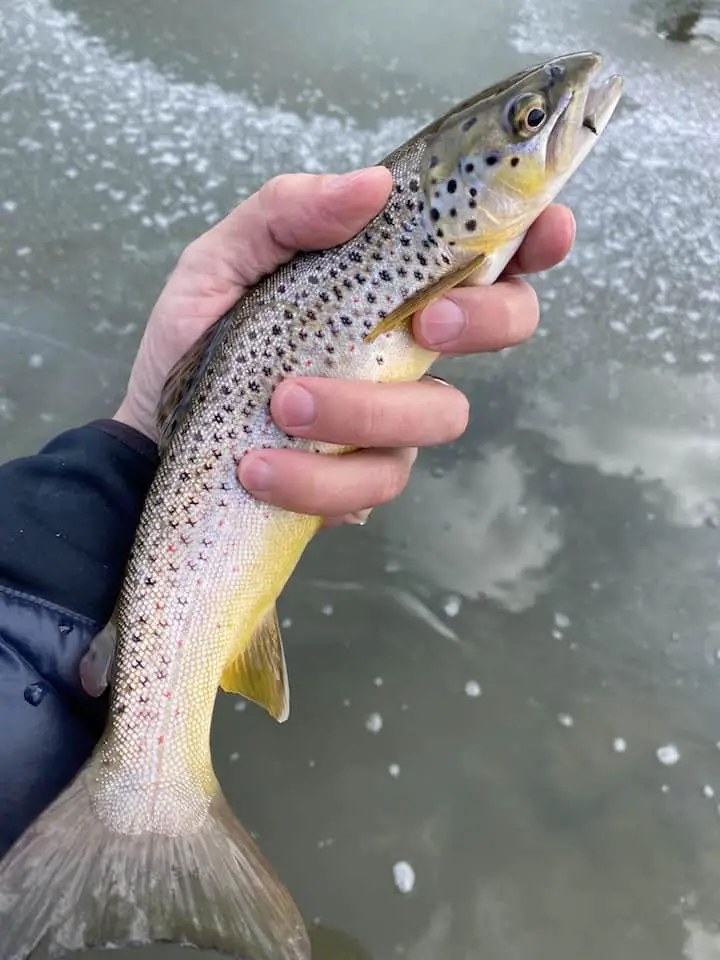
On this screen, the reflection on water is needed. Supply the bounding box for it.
[1,0,720,957]
[633,0,720,42]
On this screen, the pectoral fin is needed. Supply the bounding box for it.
[220,606,290,723]
[363,253,487,343]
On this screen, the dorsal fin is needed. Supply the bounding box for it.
[155,308,235,452]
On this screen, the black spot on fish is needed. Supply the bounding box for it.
[462,116,477,132]
[429,155,439,168]
[510,157,520,167]
[447,179,457,194]
[430,207,440,222]
[409,178,420,191]
[449,207,457,217]
[465,219,477,232]
[485,154,499,166]
[379,269,393,282]
[465,162,475,174]
[469,187,478,198]
[437,228,444,238]
[469,199,477,209]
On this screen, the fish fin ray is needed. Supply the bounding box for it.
[0,767,310,960]
[156,308,235,452]
[220,605,289,723]
[78,618,118,698]
[363,253,487,343]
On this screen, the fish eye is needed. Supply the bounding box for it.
[506,93,548,139]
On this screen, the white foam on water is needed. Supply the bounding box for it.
[557,713,575,728]
[0,0,419,242]
[365,712,383,734]
[392,861,416,894]
[612,737,627,753]
[656,743,680,766]
[464,680,482,698]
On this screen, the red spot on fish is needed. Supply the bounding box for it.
[196,578,202,586]
[155,602,164,611]
[263,513,270,520]
[353,297,359,304]
[158,735,164,745]
[177,641,183,648]
[218,520,224,528]
[164,691,172,699]
[350,344,355,352]
[168,545,176,552]
[306,360,312,367]
[386,294,393,302]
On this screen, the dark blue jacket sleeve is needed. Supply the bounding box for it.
[0,420,158,856]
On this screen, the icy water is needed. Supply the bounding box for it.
[1,0,719,957]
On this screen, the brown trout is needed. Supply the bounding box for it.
[0,51,622,960]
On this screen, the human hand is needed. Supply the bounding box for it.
[115,167,575,525]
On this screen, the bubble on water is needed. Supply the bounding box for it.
[234,700,247,712]
[389,763,401,778]
[373,677,384,687]
[16,246,31,257]
[384,558,401,573]
[612,737,628,753]
[321,604,334,617]
[23,681,49,706]
[28,353,43,368]
[662,784,670,793]
[308,759,316,768]
[662,351,678,365]
[557,713,574,728]
[281,617,292,629]
[365,712,383,734]
[317,838,334,849]
[703,785,715,798]
[392,861,416,894]
[2,199,17,211]
[464,680,482,698]
[554,612,571,629]
[552,629,564,640]
[657,744,680,766]
[443,595,461,618]
[342,698,351,707]
[229,752,240,762]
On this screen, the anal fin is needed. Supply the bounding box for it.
[220,606,290,723]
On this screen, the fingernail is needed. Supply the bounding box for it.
[419,300,467,347]
[239,456,273,494]
[345,508,373,526]
[279,383,316,429]
[326,169,367,191]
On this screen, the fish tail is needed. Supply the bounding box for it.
[0,765,310,960]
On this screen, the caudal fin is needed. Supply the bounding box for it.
[0,768,310,960]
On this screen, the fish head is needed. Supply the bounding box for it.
[420,51,623,252]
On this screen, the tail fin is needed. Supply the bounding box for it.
[0,768,310,960]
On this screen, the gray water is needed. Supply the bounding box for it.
[1,0,719,957]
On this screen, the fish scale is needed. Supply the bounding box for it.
[0,50,622,960]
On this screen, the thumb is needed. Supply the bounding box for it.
[180,166,393,294]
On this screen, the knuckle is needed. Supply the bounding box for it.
[374,454,410,505]
[506,280,539,343]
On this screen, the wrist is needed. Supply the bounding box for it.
[113,398,156,443]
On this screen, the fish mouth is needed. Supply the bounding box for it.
[547,51,624,170]
[581,62,624,138]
